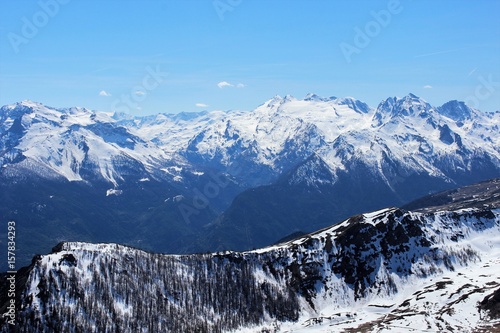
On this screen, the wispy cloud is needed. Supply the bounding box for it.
[90,67,112,75]
[468,67,478,77]
[134,90,146,96]
[423,85,433,89]
[217,81,245,89]
[414,46,486,59]
[99,90,111,97]
[217,81,232,88]
[195,103,208,108]
[414,44,494,59]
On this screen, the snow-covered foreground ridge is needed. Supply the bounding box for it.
[4,207,500,332]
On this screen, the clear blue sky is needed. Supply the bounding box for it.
[1,0,499,115]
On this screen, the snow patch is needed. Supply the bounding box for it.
[106,189,123,196]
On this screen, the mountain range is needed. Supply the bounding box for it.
[0,94,499,269]
[1,178,499,332]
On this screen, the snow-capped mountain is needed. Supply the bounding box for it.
[196,94,499,252]
[0,101,236,270]
[0,101,170,185]
[2,179,499,332]
[1,94,499,269]
[2,94,498,189]
[172,93,499,187]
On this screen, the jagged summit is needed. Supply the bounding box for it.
[438,99,474,122]
[9,99,45,109]
[334,96,371,113]
[372,93,434,125]
[304,92,328,101]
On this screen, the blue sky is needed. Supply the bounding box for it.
[1,0,499,115]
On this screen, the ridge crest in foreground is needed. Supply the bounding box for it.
[2,199,499,332]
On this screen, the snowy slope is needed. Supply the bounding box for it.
[3,198,499,332]
[248,207,500,333]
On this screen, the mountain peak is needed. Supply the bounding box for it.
[373,94,433,126]
[304,93,325,101]
[406,93,431,106]
[398,93,429,106]
[258,94,298,111]
[334,96,371,114]
[3,101,95,118]
[18,100,43,108]
[112,110,134,121]
[437,100,474,123]
[1,100,46,113]
[261,95,284,108]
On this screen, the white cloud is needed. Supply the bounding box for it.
[134,90,146,96]
[195,103,208,108]
[423,85,433,89]
[217,81,245,89]
[217,81,233,88]
[99,90,111,97]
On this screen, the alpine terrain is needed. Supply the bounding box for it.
[1,178,499,332]
[0,94,499,269]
